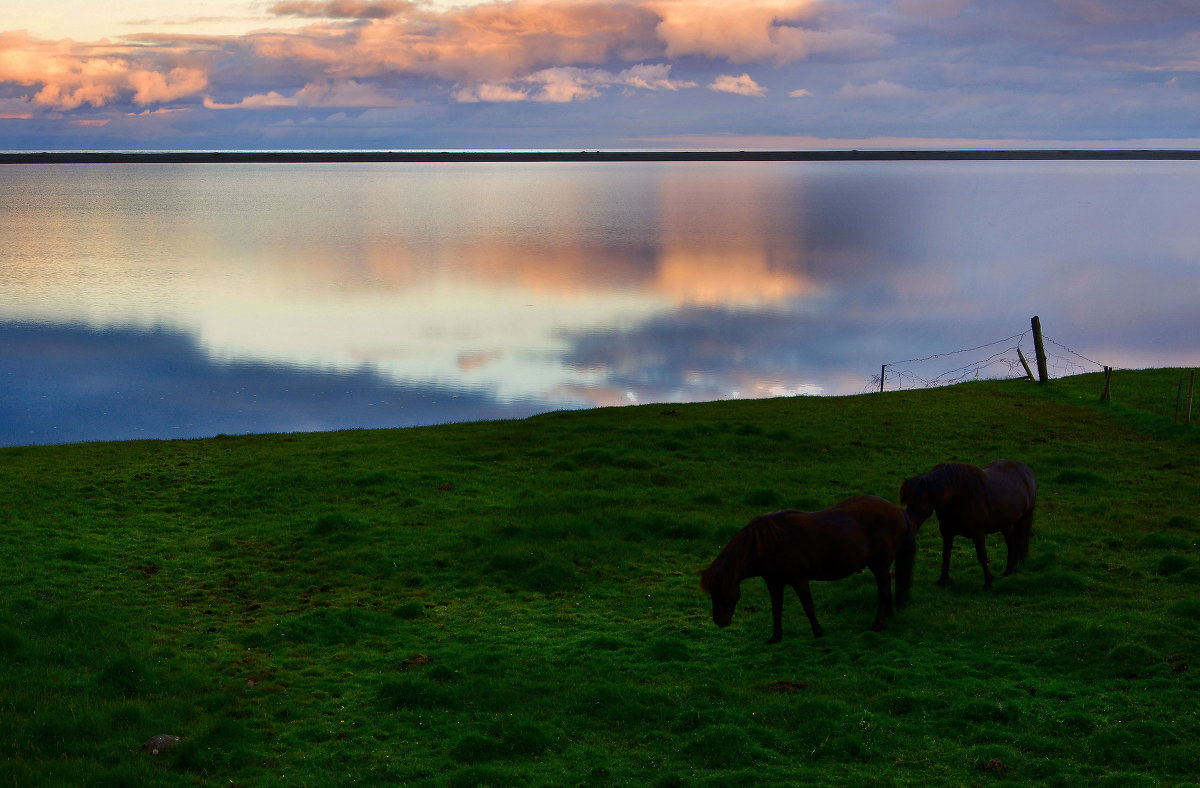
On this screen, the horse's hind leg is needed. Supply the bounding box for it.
[974,535,995,589]
[936,530,954,587]
[793,579,824,638]
[766,578,786,644]
[870,564,894,631]
[1002,528,1019,576]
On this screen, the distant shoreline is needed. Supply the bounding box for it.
[3,149,1200,164]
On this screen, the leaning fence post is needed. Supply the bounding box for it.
[1017,348,1035,382]
[1101,366,1112,401]
[1031,316,1048,383]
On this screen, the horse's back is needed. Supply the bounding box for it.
[827,494,909,531]
[772,496,908,579]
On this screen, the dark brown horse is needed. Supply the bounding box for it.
[700,495,916,642]
[900,460,1036,589]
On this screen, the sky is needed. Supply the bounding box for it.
[2,0,1200,150]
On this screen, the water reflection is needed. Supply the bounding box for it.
[1,161,1198,445]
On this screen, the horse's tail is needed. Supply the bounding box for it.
[895,513,917,610]
[1015,502,1035,563]
[1015,471,1037,562]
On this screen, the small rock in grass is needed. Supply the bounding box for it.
[142,734,180,755]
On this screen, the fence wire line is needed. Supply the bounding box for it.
[872,328,1108,393]
[1041,335,1107,370]
[882,331,1028,368]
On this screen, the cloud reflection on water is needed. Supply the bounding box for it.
[1,161,1198,445]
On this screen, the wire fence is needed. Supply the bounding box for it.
[869,327,1108,393]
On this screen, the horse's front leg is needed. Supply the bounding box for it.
[974,535,995,589]
[765,577,786,644]
[870,564,894,631]
[793,578,824,638]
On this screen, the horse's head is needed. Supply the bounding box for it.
[700,563,741,628]
[899,476,934,527]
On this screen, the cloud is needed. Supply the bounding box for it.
[456,63,695,103]
[837,79,920,100]
[709,73,766,97]
[0,31,209,111]
[4,0,1200,147]
[204,79,405,108]
[128,67,209,104]
[646,0,890,64]
[1,0,886,115]
[270,1,415,19]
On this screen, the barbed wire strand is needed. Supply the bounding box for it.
[882,331,1028,368]
[870,328,1108,393]
[1042,335,1107,370]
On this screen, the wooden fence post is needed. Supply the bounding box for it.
[1031,316,1048,383]
[880,364,886,393]
[1100,366,1112,401]
[1188,371,1196,425]
[1017,348,1035,382]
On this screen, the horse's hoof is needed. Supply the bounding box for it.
[767,635,782,644]
[812,628,825,639]
[935,579,950,588]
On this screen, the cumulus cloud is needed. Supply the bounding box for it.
[709,73,766,97]
[0,31,209,110]
[456,63,695,103]
[5,0,1199,147]
[0,1,892,115]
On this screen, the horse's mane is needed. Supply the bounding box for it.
[700,512,788,591]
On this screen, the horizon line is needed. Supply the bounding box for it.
[4,149,1200,164]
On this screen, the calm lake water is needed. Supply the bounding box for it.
[2,160,1198,446]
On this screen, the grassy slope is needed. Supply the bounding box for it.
[2,369,1198,787]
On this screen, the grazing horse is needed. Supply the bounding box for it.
[900,460,1037,589]
[700,495,917,642]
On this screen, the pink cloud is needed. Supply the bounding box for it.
[0,1,889,115]
[708,73,766,97]
[0,31,209,111]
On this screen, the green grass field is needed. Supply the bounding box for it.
[2,369,1198,787]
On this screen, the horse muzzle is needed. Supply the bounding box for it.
[712,611,733,628]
